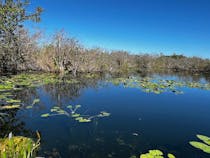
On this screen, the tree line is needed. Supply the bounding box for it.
[1,0,210,76]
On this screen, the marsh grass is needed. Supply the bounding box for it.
[0,131,41,158]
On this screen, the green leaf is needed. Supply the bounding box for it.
[168,153,176,158]
[75,117,91,123]
[41,113,50,117]
[1,105,20,110]
[72,113,80,117]
[78,118,91,123]
[99,111,111,117]
[189,141,210,154]
[6,99,21,103]
[32,99,40,105]
[26,106,33,109]
[67,105,72,109]
[148,150,163,156]
[197,134,210,145]
[75,105,81,108]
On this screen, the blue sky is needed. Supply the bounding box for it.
[27,0,210,58]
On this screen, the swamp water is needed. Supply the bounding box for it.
[0,73,210,158]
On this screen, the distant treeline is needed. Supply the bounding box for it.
[1,0,210,75]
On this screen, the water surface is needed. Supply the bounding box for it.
[1,73,210,158]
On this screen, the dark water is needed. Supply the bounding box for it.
[4,73,210,158]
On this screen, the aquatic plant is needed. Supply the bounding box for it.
[0,73,81,123]
[108,77,210,94]
[67,104,81,115]
[41,105,110,123]
[0,131,41,158]
[189,134,210,154]
[26,99,40,109]
[140,149,176,158]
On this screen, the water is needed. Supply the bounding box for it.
[2,73,210,158]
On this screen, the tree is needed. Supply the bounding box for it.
[0,0,42,72]
[51,30,84,76]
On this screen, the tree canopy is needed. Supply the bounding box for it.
[0,0,42,72]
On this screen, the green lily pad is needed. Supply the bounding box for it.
[140,150,176,158]
[1,105,20,110]
[149,150,163,156]
[32,99,40,105]
[75,105,81,108]
[168,153,176,158]
[72,113,80,117]
[67,105,73,109]
[26,105,33,109]
[197,134,210,145]
[190,141,210,154]
[41,113,50,117]
[6,99,21,103]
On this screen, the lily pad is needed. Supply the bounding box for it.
[168,153,176,158]
[0,105,20,110]
[41,113,50,117]
[72,113,80,117]
[140,149,176,158]
[197,134,210,145]
[190,141,210,154]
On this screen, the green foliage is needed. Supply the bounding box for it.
[140,150,175,158]
[0,0,42,71]
[108,77,210,94]
[0,132,40,158]
[167,154,176,158]
[98,111,111,117]
[0,104,20,110]
[32,99,40,106]
[41,104,110,123]
[0,73,61,123]
[41,113,50,118]
[75,117,91,123]
[189,134,210,154]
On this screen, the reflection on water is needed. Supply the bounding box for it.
[1,72,210,158]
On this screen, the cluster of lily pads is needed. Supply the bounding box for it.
[41,104,110,123]
[108,77,210,94]
[139,149,176,158]
[135,134,210,158]
[0,74,54,109]
[0,73,80,122]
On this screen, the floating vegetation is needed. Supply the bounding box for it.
[108,77,210,94]
[75,117,91,123]
[41,105,110,123]
[6,99,21,104]
[0,132,41,158]
[189,134,210,154]
[140,149,176,158]
[26,98,40,109]
[41,113,50,117]
[0,104,20,110]
[0,73,81,123]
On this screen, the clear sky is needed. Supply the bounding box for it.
[27,0,210,58]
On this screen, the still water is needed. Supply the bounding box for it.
[2,73,210,158]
